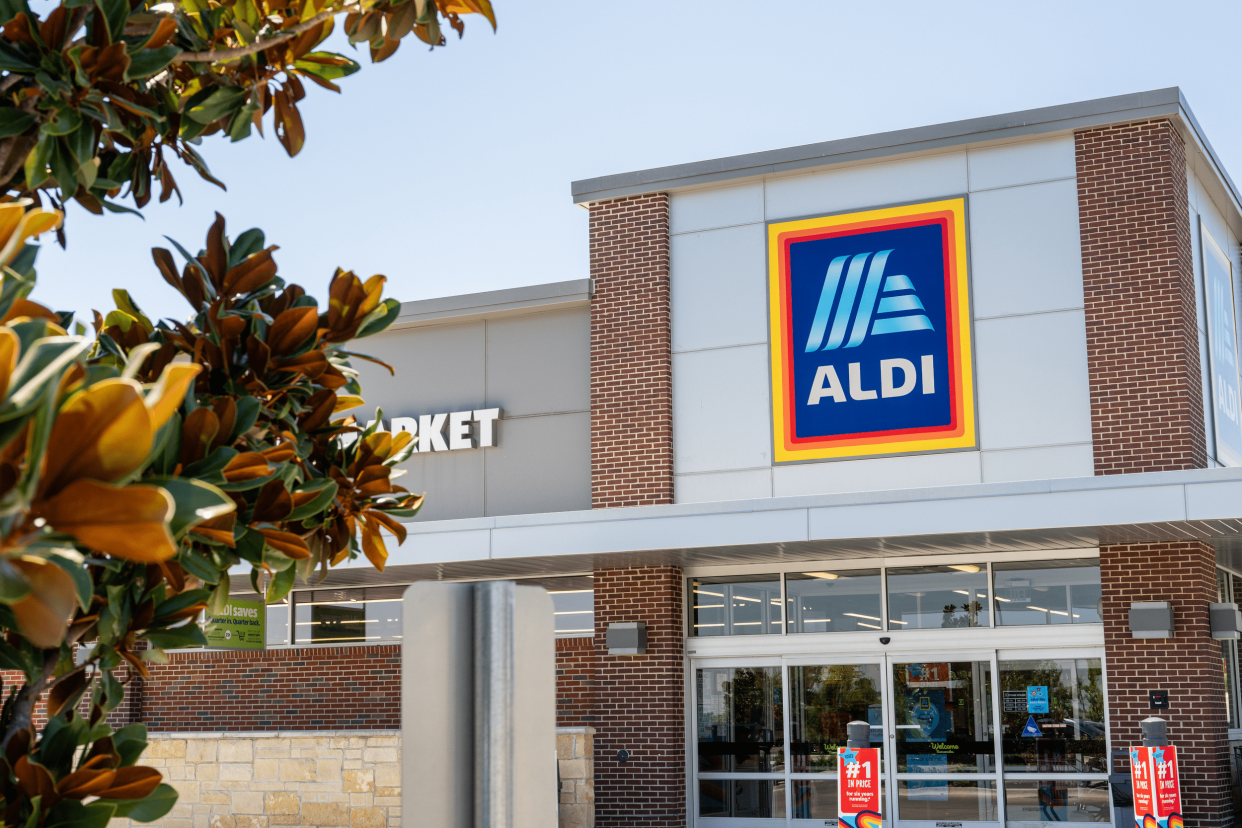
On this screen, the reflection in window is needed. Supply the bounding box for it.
[698,779,785,818]
[897,780,997,821]
[517,575,594,638]
[696,667,784,773]
[689,576,782,637]
[999,658,1105,774]
[892,661,994,773]
[292,586,405,644]
[789,664,882,772]
[1004,780,1110,823]
[993,559,1101,626]
[887,564,989,629]
[786,570,882,633]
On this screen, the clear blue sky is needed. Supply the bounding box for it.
[31,0,1242,325]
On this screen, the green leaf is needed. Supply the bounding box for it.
[153,588,210,620]
[206,577,228,615]
[143,622,206,650]
[23,130,52,188]
[218,469,279,492]
[43,108,81,137]
[181,446,237,480]
[176,549,220,585]
[230,395,261,441]
[0,557,30,605]
[103,784,178,822]
[146,476,235,539]
[0,39,35,72]
[355,298,400,339]
[228,228,265,268]
[111,723,148,767]
[266,563,295,603]
[233,527,264,566]
[125,45,179,80]
[293,51,360,81]
[45,799,115,828]
[0,108,35,138]
[286,480,338,521]
[47,551,91,611]
[186,87,247,125]
[93,0,129,44]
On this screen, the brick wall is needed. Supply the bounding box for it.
[556,636,596,727]
[1076,120,1206,474]
[592,566,684,827]
[589,193,673,509]
[1100,541,1233,827]
[140,646,400,732]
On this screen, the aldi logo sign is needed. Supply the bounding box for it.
[768,198,976,462]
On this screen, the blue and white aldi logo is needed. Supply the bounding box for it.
[767,198,977,462]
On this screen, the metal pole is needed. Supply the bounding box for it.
[846,720,870,750]
[475,581,515,828]
[1141,716,1168,747]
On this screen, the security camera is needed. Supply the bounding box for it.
[879,637,891,645]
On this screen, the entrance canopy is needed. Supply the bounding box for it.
[300,467,1242,587]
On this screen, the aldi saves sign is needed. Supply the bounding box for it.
[767,199,976,462]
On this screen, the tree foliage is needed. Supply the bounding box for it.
[0,206,418,826]
[0,0,494,220]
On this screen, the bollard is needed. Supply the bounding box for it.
[846,721,871,750]
[1141,716,1168,747]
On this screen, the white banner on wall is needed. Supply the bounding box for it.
[1203,220,1242,467]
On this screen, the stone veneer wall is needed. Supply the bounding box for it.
[115,732,402,828]
[120,728,596,828]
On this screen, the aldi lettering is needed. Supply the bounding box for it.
[768,199,976,461]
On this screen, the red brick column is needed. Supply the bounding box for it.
[589,193,673,509]
[1100,541,1232,826]
[593,566,685,827]
[556,636,596,727]
[1076,119,1205,475]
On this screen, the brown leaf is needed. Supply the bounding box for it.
[2,13,36,48]
[257,528,309,559]
[222,452,270,482]
[251,478,292,522]
[35,479,177,562]
[355,465,393,496]
[260,441,296,464]
[152,249,183,295]
[39,378,152,498]
[199,212,227,290]
[180,407,219,466]
[96,766,162,801]
[272,350,326,380]
[183,262,207,310]
[222,246,279,296]
[298,388,335,433]
[210,397,237,450]
[14,756,56,801]
[9,558,77,649]
[144,16,178,49]
[246,334,270,378]
[364,508,408,544]
[58,761,117,800]
[272,88,305,157]
[188,513,236,547]
[37,6,66,50]
[267,306,318,355]
[47,668,88,717]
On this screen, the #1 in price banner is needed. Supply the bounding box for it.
[1129,746,1183,828]
[837,747,881,828]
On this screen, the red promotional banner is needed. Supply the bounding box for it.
[1130,746,1183,828]
[837,747,881,827]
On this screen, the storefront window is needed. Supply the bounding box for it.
[292,586,405,644]
[788,664,882,771]
[993,559,1102,626]
[689,575,782,637]
[998,658,1105,773]
[266,597,289,646]
[1003,779,1110,823]
[696,666,784,773]
[699,779,785,818]
[518,575,593,638]
[886,564,989,629]
[785,569,882,633]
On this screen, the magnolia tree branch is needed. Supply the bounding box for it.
[172,3,361,63]
[3,650,57,750]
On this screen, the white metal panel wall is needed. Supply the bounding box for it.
[670,136,1094,503]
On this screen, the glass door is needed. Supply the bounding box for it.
[886,656,999,828]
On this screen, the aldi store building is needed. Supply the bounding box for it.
[121,88,1242,828]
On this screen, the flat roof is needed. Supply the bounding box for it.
[570,88,1242,226]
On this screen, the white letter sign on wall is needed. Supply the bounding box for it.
[375,408,501,454]
[1202,222,1242,467]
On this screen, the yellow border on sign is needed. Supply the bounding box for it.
[768,198,975,462]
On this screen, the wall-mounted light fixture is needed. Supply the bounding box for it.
[1129,601,1174,638]
[1211,602,1242,640]
[607,622,647,655]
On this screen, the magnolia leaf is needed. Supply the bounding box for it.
[36,480,176,562]
[355,298,400,339]
[293,51,360,81]
[176,548,219,585]
[44,799,116,828]
[186,87,248,125]
[266,562,295,603]
[0,108,35,139]
[93,0,129,43]
[125,45,179,80]
[143,621,206,650]
[145,476,235,539]
[206,577,228,615]
[103,783,178,822]
[0,558,30,604]
[286,479,338,521]
[9,557,77,648]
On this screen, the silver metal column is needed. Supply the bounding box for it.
[474,581,515,828]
